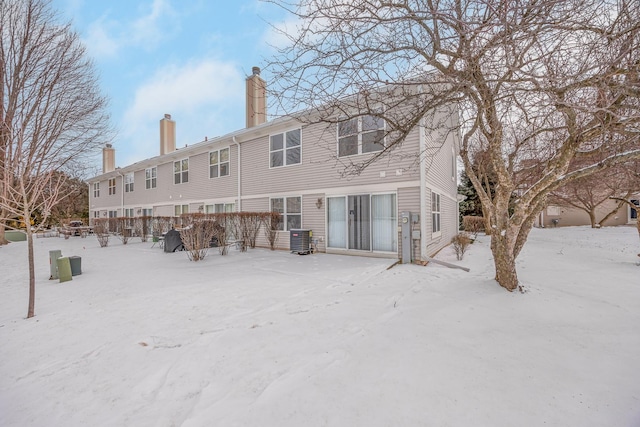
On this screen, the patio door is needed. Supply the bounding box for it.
[348,195,371,250]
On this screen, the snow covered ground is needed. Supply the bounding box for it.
[1,226,639,427]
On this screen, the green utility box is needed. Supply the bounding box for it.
[49,250,63,280]
[56,257,73,283]
[6,230,26,242]
[69,256,82,276]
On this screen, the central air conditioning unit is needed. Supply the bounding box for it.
[290,229,312,255]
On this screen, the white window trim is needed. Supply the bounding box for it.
[325,192,398,253]
[336,114,385,158]
[269,128,302,168]
[93,182,100,198]
[145,167,157,189]
[431,192,442,238]
[108,178,116,195]
[174,158,189,185]
[270,196,302,231]
[209,148,231,178]
[125,173,134,193]
[174,204,189,216]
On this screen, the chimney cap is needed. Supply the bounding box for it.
[252,66,260,76]
[164,113,172,120]
[105,143,112,148]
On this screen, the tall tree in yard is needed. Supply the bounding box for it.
[266,0,640,291]
[0,0,112,318]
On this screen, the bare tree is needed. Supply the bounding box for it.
[266,0,640,291]
[0,0,112,317]
[550,161,640,228]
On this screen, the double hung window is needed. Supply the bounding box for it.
[270,129,301,167]
[145,167,157,189]
[174,159,189,184]
[125,173,134,192]
[271,196,301,230]
[432,192,441,234]
[210,148,230,178]
[338,115,385,157]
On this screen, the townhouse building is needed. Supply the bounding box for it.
[88,68,460,262]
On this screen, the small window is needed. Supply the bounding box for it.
[108,210,118,218]
[210,148,230,178]
[174,159,189,184]
[124,208,134,217]
[271,196,301,230]
[270,129,301,167]
[145,167,157,189]
[108,178,116,195]
[338,115,384,157]
[93,183,100,198]
[432,192,441,234]
[205,203,235,214]
[125,173,134,192]
[142,208,153,217]
[174,205,189,216]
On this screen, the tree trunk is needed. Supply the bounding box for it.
[490,232,519,291]
[589,210,597,228]
[0,222,8,246]
[26,224,35,318]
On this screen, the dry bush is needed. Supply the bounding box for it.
[135,216,151,243]
[213,214,231,255]
[262,211,281,250]
[93,219,110,247]
[462,216,485,237]
[179,214,219,261]
[230,214,248,252]
[244,212,263,248]
[114,217,132,244]
[452,232,472,260]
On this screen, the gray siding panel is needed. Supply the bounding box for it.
[398,187,421,260]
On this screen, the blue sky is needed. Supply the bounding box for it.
[51,0,290,171]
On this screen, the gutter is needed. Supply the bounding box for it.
[231,136,241,212]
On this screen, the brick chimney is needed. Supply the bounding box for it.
[160,114,176,155]
[246,66,266,128]
[102,144,115,174]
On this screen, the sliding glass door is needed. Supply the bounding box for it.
[327,193,396,252]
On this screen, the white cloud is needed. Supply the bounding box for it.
[84,18,119,58]
[80,0,176,59]
[120,60,245,165]
[131,0,177,49]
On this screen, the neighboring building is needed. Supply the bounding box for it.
[535,198,639,228]
[88,67,460,262]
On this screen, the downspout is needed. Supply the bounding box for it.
[419,115,427,260]
[116,170,124,216]
[232,136,241,212]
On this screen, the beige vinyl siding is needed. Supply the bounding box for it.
[89,176,122,212]
[154,204,174,217]
[423,110,460,258]
[302,193,326,253]
[398,187,421,260]
[542,198,638,228]
[240,122,421,197]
